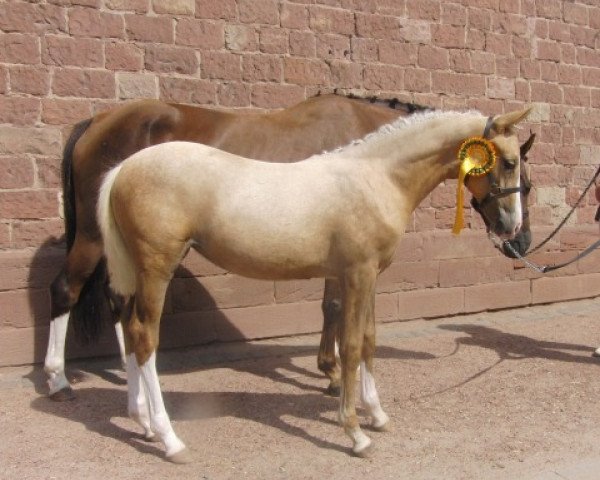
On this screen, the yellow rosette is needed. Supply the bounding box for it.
[452,137,497,235]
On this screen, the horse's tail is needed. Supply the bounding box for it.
[62,118,114,344]
[97,165,137,297]
[62,118,93,251]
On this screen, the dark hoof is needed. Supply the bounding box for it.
[49,387,76,402]
[325,384,341,397]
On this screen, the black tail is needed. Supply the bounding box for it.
[61,118,114,345]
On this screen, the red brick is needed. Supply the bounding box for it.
[536,0,562,19]
[406,0,439,21]
[105,0,149,13]
[43,35,103,67]
[548,20,571,43]
[449,50,470,73]
[202,51,242,80]
[9,66,50,96]
[536,40,561,62]
[532,273,600,304]
[12,219,65,248]
[468,7,491,30]
[41,98,92,125]
[377,260,439,293]
[125,14,174,43]
[356,13,404,41]
[195,0,236,19]
[590,8,600,29]
[0,191,59,219]
[0,156,34,189]
[69,7,124,38]
[281,3,309,29]
[466,28,485,50]
[0,34,40,64]
[379,41,417,65]
[316,34,350,60]
[441,3,466,25]
[439,256,513,288]
[397,287,464,321]
[153,0,194,15]
[176,19,224,49]
[274,278,323,303]
[487,78,515,100]
[251,83,305,109]
[159,77,217,105]
[239,0,279,25]
[530,82,562,104]
[171,274,274,311]
[35,156,62,188]
[582,68,600,88]
[225,25,259,52]
[464,280,531,313]
[512,36,532,59]
[470,51,494,74]
[499,0,520,13]
[557,64,582,85]
[242,54,282,82]
[404,69,430,93]
[0,2,66,34]
[571,26,597,48]
[417,45,449,70]
[217,82,251,107]
[364,64,404,91]
[486,32,511,55]
[0,66,7,94]
[432,71,486,96]
[0,97,40,126]
[329,60,362,88]
[540,61,557,82]
[493,13,527,35]
[0,289,49,328]
[52,68,115,99]
[284,57,330,86]
[309,5,355,35]
[289,31,317,57]
[105,42,143,71]
[0,127,62,156]
[563,86,590,107]
[259,27,288,54]
[350,37,377,62]
[178,250,226,277]
[145,45,198,75]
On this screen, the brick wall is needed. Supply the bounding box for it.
[1,0,599,366]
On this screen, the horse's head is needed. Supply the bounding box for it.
[465,108,532,241]
[471,132,535,257]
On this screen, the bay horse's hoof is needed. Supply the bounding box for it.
[167,448,193,464]
[49,386,76,402]
[325,383,341,397]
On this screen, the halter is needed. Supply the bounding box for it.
[469,116,526,221]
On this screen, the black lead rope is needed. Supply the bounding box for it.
[501,163,600,273]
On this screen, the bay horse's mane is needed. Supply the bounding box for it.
[318,89,430,115]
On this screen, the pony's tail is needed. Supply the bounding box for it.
[97,166,137,297]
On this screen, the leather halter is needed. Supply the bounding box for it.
[470,116,526,215]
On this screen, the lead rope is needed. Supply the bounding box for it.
[497,163,600,273]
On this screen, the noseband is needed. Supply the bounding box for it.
[470,116,527,221]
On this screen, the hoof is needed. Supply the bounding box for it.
[49,386,76,402]
[372,419,391,432]
[352,439,374,458]
[325,384,341,397]
[167,448,193,464]
[137,432,160,443]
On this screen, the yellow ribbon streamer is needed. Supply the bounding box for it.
[452,137,497,235]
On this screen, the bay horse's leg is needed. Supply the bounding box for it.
[360,293,390,431]
[318,278,342,396]
[45,236,104,400]
[128,273,190,463]
[338,264,377,457]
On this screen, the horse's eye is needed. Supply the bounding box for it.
[502,158,516,170]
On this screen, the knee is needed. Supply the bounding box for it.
[50,273,72,317]
[321,297,342,322]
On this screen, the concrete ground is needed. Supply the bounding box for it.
[1,297,600,480]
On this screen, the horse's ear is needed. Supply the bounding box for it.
[520,132,536,161]
[492,107,532,133]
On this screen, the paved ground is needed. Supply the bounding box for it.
[1,298,600,480]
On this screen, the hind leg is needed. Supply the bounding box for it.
[318,279,342,396]
[45,236,103,400]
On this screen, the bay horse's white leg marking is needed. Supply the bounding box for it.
[125,353,155,441]
[44,313,73,399]
[115,322,127,370]
[138,352,190,463]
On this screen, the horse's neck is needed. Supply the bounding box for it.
[379,114,487,212]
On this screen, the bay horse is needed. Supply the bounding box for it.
[45,93,535,401]
[97,108,530,462]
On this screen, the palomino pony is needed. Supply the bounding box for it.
[45,94,535,400]
[97,108,530,462]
